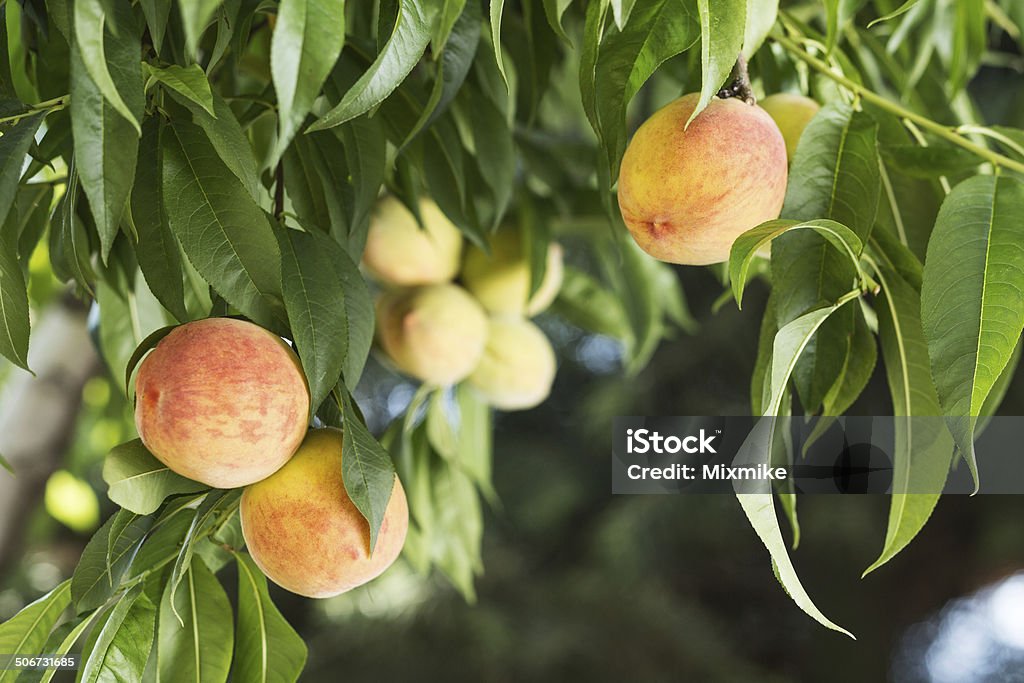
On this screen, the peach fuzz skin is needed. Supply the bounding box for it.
[134,318,310,489]
[240,428,409,598]
[617,93,788,265]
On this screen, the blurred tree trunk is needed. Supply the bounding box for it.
[0,294,99,573]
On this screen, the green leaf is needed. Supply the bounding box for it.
[69,0,143,262]
[11,183,54,265]
[403,1,480,149]
[765,292,861,417]
[549,267,630,339]
[867,0,921,28]
[131,117,188,322]
[169,92,262,202]
[167,491,234,623]
[821,305,877,416]
[541,0,572,41]
[774,103,879,412]
[79,585,156,683]
[71,510,153,613]
[0,206,32,371]
[308,0,441,131]
[920,175,1024,490]
[162,118,285,329]
[432,0,468,51]
[591,0,700,183]
[277,227,371,411]
[742,0,777,57]
[978,337,1021,435]
[158,560,233,683]
[466,87,514,226]
[337,116,388,253]
[144,63,215,117]
[489,0,508,88]
[179,0,225,56]
[454,383,495,500]
[782,103,880,240]
[128,498,199,579]
[0,111,44,227]
[729,219,864,308]
[72,0,142,133]
[140,0,173,52]
[16,611,97,683]
[735,294,860,638]
[341,391,397,554]
[271,0,346,163]
[95,271,171,395]
[0,581,71,683]
[103,439,207,515]
[864,260,954,574]
[689,0,745,126]
[879,143,980,179]
[232,552,308,683]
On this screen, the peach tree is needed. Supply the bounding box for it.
[1,0,1023,677]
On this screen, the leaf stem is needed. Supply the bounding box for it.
[772,33,1024,176]
[0,95,70,125]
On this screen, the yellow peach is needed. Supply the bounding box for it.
[461,230,564,317]
[240,428,408,598]
[617,93,788,265]
[376,284,488,385]
[362,197,463,286]
[468,319,556,410]
[759,93,821,161]
[134,318,310,488]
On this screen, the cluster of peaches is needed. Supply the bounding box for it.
[364,196,563,410]
[134,317,408,599]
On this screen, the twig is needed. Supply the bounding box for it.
[773,32,1024,176]
[717,53,757,105]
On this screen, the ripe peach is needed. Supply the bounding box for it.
[759,93,821,160]
[362,197,463,286]
[376,284,488,386]
[461,230,564,317]
[240,428,408,598]
[617,93,788,265]
[134,318,310,489]
[468,319,556,410]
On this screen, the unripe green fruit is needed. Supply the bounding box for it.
[376,284,488,386]
[134,318,310,488]
[759,93,821,161]
[617,93,788,266]
[241,428,409,598]
[362,197,463,286]
[461,230,564,317]
[468,318,556,410]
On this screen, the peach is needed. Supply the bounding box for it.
[240,428,408,598]
[461,230,564,317]
[617,93,788,265]
[134,318,309,488]
[376,284,488,386]
[468,319,556,410]
[362,197,463,286]
[759,93,821,160]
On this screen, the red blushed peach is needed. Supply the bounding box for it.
[240,428,409,598]
[134,318,310,489]
[617,93,788,265]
